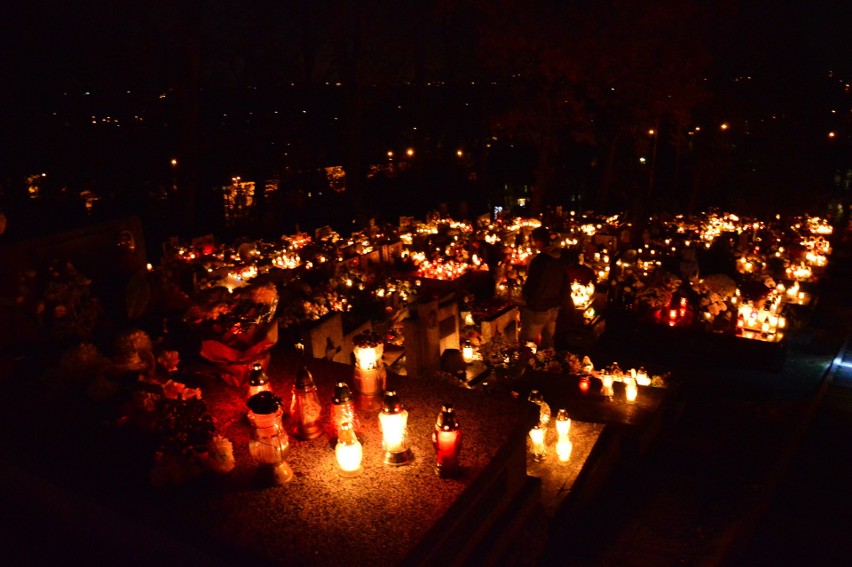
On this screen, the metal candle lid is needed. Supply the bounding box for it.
[381,390,403,413]
[247,390,282,415]
[295,366,315,389]
[248,362,268,387]
[333,382,353,404]
[436,404,459,431]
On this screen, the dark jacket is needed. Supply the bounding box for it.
[522,246,569,311]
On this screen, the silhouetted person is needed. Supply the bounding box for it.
[520,226,569,349]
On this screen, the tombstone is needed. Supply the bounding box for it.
[301,312,347,364]
[315,225,333,242]
[480,305,519,344]
[360,249,382,271]
[403,294,460,377]
[381,241,403,265]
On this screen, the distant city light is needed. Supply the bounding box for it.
[720,123,729,130]
[406,148,414,157]
[648,129,655,136]
[387,150,394,158]
[456,149,463,157]
[639,157,647,164]
[171,158,178,167]
[828,131,836,138]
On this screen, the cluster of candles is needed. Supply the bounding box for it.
[244,357,464,485]
[527,391,573,463]
[663,296,690,327]
[412,255,471,281]
[786,262,814,281]
[570,280,596,309]
[735,296,787,341]
[527,365,648,462]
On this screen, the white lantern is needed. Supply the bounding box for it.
[529,423,547,462]
[379,391,413,465]
[462,341,475,364]
[335,422,364,476]
[625,377,638,404]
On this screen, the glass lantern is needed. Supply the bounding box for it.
[462,341,474,364]
[600,373,614,398]
[353,340,386,396]
[527,389,551,426]
[432,404,462,477]
[247,361,272,398]
[330,382,361,439]
[335,421,364,477]
[379,390,413,465]
[290,366,323,440]
[624,376,638,403]
[555,409,572,463]
[528,423,547,462]
[247,392,292,485]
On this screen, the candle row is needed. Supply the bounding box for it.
[245,363,463,485]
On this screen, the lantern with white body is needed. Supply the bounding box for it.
[624,376,638,403]
[462,341,475,364]
[335,422,364,476]
[379,390,413,465]
[600,373,614,398]
[529,423,547,462]
[353,332,387,396]
[555,409,572,463]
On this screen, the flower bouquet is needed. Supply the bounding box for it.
[633,271,682,313]
[185,283,279,387]
[149,396,235,486]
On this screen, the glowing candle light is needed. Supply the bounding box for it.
[335,422,363,476]
[433,404,462,477]
[353,331,386,396]
[379,390,413,465]
[625,376,638,403]
[529,423,547,462]
[462,341,474,364]
[555,409,572,463]
[601,374,614,398]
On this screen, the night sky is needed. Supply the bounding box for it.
[4,1,851,91]
[2,1,851,237]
